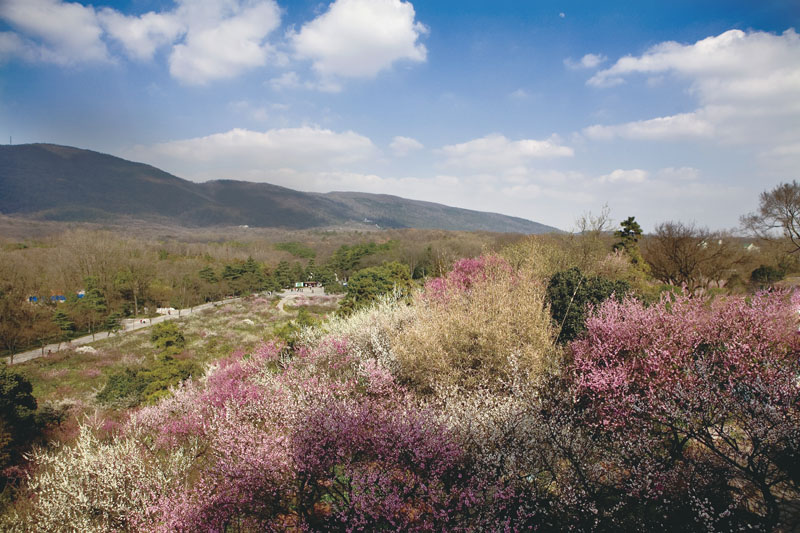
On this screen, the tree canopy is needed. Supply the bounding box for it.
[742,180,800,253]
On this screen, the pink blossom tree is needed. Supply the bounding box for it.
[571,291,800,529]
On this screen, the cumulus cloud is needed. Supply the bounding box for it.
[0,0,281,83]
[390,136,423,156]
[585,29,800,146]
[439,133,574,171]
[127,127,378,180]
[0,0,110,65]
[588,29,800,93]
[168,0,281,85]
[564,53,606,70]
[291,0,427,79]
[0,0,430,86]
[98,9,184,61]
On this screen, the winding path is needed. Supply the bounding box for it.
[4,296,243,365]
[5,288,335,365]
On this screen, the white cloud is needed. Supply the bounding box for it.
[598,168,648,184]
[0,0,110,65]
[98,9,184,61]
[509,88,530,99]
[127,127,378,180]
[439,133,574,171]
[583,111,714,141]
[0,31,35,63]
[270,71,302,90]
[0,0,282,83]
[290,0,427,79]
[589,29,800,94]
[585,29,800,146]
[564,53,606,70]
[390,136,423,156]
[168,0,281,85]
[269,70,342,92]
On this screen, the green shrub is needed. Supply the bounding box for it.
[750,264,785,287]
[274,308,318,351]
[338,262,413,316]
[150,322,185,353]
[546,267,630,344]
[0,366,38,466]
[97,356,200,407]
[96,368,147,407]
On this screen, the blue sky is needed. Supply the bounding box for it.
[2,0,799,231]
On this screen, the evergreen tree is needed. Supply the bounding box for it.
[199,266,218,284]
[52,309,74,349]
[274,261,292,288]
[338,262,413,315]
[613,216,647,270]
[547,267,630,344]
[305,259,316,281]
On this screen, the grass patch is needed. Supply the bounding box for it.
[13,296,290,434]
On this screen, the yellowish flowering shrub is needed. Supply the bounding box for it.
[393,256,557,394]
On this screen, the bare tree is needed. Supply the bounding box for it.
[570,204,614,271]
[741,180,800,253]
[644,221,744,293]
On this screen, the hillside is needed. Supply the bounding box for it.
[0,144,558,233]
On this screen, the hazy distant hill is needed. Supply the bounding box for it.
[0,144,558,233]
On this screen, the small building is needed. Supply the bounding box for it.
[28,296,38,303]
[50,295,66,303]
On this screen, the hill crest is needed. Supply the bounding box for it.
[0,143,558,233]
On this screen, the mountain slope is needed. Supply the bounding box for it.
[0,144,559,233]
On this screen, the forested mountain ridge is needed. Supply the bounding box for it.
[0,144,557,233]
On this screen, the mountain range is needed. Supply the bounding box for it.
[0,144,557,233]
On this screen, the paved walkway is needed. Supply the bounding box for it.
[5,288,334,365]
[4,296,244,365]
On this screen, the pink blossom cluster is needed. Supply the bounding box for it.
[423,255,512,302]
[117,338,483,531]
[570,290,800,528]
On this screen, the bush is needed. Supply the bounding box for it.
[150,322,185,353]
[750,264,785,286]
[546,267,630,343]
[0,365,38,499]
[338,262,413,316]
[393,255,556,394]
[97,356,200,407]
[273,308,317,351]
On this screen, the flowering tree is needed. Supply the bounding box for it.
[571,291,800,529]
